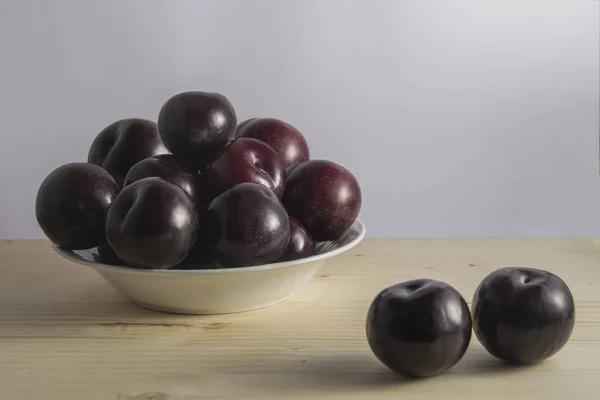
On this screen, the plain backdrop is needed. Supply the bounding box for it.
[0,0,598,238]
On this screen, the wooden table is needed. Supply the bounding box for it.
[1,239,598,399]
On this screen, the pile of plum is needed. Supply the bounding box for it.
[366,267,575,378]
[35,90,362,269]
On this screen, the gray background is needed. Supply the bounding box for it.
[0,0,598,238]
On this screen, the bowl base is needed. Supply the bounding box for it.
[130,293,297,315]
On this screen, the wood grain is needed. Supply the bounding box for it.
[1,239,598,399]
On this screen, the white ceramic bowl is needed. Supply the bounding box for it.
[53,219,366,315]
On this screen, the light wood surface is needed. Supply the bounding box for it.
[1,238,599,400]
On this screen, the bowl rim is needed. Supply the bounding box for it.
[53,219,366,275]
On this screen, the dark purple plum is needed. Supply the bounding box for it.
[173,237,216,270]
[283,160,361,241]
[35,162,119,250]
[105,177,199,269]
[174,209,218,270]
[95,243,127,266]
[124,154,202,205]
[285,161,307,180]
[204,182,290,268]
[472,267,575,364]
[237,118,309,169]
[203,138,286,200]
[88,118,169,186]
[366,279,472,378]
[158,91,237,168]
[280,218,316,262]
[236,118,258,135]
